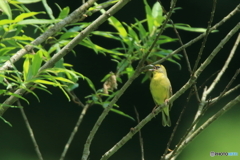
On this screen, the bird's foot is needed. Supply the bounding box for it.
[164,99,169,104]
[152,105,158,115]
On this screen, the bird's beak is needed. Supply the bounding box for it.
[147,64,156,71]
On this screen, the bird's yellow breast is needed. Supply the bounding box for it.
[150,72,170,105]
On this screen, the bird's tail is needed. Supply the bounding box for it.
[162,106,171,127]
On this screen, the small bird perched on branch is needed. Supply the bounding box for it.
[149,64,172,127]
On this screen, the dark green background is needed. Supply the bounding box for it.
[1,0,240,160]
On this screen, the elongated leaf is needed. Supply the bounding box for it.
[152,2,164,27]
[0,115,12,127]
[23,55,30,81]
[85,77,96,92]
[143,0,154,33]
[0,19,15,25]
[58,6,70,19]
[17,19,61,25]
[6,92,29,104]
[15,0,41,3]
[110,108,135,121]
[15,12,44,22]
[34,79,59,86]
[31,52,42,76]
[0,0,12,19]
[54,77,74,84]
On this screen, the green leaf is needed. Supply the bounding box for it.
[6,92,29,104]
[167,24,211,33]
[33,79,59,86]
[15,12,44,22]
[85,77,96,92]
[0,0,12,19]
[54,77,74,84]
[134,18,147,41]
[0,19,15,25]
[17,19,61,25]
[0,116,12,127]
[59,32,79,41]
[31,52,43,76]
[58,6,70,19]
[143,0,154,33]
[110,108,135,121]
[92,31,121,41]
[152,2,164,27]
[15,0,41,3]
[23,55,30,81]
[125,66,134,79]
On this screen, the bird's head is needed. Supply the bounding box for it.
[148,64,167,76]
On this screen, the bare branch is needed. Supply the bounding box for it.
[205,32,240,96]
[134,106,145,160]
[151,3,240,66]
[60,104,90,160]
[192,0,217,72]
[167,94,240,160]
[18,101,43,160]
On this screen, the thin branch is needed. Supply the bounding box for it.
[18,101,43,160]
[192,24,240,129]
[140,0,178,67]
[162,90,190,157]
[211,84,240,103]
[0,0,98,71]
[205,33,240,96]
[150,3,240,66]
[167,94,240,160]
[134,106,145,160]
[192,0,217,72]
[167,22,240,160]
[60,104,90,160]
[170,19,201,102]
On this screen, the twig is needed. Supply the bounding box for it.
[166,94,240,160]
[166,22,240,160]
[18,101,43,160]
[170,19,201,102]
[60,104,90,160]
[140,0,178,67]
[134,106,145,160]
[192,0,217,72]
[210,84,240,103]
[192,24,239,129]
[205,34,239,96]
[150,3,240,66]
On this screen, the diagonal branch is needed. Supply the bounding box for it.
[150,3,240,66]
[0,0,98,71]
[0,0,130,116]
[101,22,240,160]
[167,94,240,160]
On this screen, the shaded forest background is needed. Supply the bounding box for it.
[0,0,239,160]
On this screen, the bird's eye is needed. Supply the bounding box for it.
[155,65,160,69]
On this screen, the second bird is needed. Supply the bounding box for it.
[149,64,172,127]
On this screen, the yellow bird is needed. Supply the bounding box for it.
[149,64,172,127]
